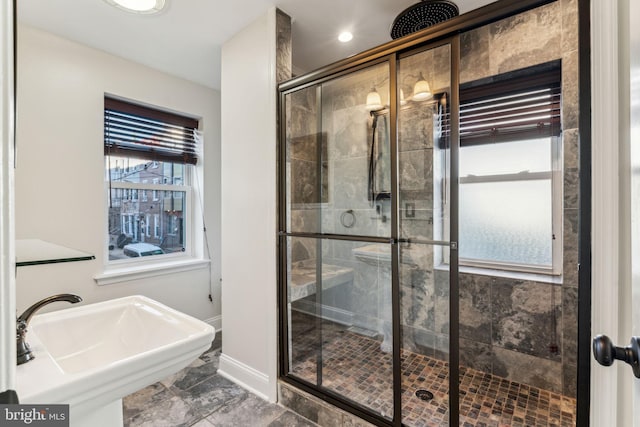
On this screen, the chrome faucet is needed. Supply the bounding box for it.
[16,294,82,365]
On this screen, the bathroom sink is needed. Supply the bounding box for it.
[29,296,207,374]
[16,295,214,426]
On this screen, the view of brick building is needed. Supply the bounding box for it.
[107,159,185,258]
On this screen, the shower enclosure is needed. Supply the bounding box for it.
[278,1,585,425]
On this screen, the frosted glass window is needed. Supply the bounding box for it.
[459,181,552,266]
[459,138,556,269]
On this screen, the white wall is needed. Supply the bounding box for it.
[14,24,221,325]
[219,8,278,401]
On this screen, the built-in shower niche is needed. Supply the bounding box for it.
[289,133,328,207]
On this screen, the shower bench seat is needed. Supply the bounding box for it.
[289,263,354,302]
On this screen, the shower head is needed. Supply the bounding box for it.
[390,0,459,40]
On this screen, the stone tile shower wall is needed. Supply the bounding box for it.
[450,0,579,397]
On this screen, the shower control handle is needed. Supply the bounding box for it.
[593,334,640,378]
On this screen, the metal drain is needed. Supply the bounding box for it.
[415,389,434,401]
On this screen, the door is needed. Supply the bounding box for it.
[629,0,640,422]
[280,43,456,425]
[591,0,640,425]
[397,42,455,426]
[281,60,398,423]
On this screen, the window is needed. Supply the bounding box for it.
[145,214,151,237]
[141,180,148,202]
[154,214,160,239]
[457,63,562,274]
[152,178,160,201]
[105,96,200,262]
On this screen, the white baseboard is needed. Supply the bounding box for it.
[204,315,222,333]
[217,353,273,402]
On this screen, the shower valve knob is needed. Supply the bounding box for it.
[593,334,640,378]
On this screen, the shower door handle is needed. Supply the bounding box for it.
[593,334,640,378]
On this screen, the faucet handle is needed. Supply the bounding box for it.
[16,318,27,335]
[16,294,82,365]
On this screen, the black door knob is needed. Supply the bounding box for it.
[593,334,640,378]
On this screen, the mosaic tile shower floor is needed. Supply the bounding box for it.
[290,326,576,427]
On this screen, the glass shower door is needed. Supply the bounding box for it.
[282,62,395,421]
[282,43,456,425]
[397,43,453,426]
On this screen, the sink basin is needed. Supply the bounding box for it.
[30,297,207,374]
[16,295,214,426]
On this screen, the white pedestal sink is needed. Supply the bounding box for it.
[16,295,215,427]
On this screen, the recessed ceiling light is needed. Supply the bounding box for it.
[338,31,353,43]
[104,0,167,14]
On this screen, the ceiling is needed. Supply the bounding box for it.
[17,0,497,91]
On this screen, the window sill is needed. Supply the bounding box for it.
[94,258,210,286]
[435,263,562,285]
